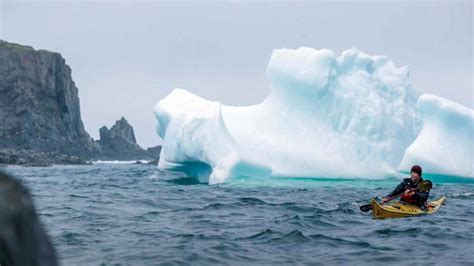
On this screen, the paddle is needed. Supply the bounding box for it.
[359,180,432,212]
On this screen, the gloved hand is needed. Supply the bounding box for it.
[404,189,415,197]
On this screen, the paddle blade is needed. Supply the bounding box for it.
[360,203,372,212]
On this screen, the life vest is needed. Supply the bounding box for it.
[400,178,423,204]
[400,193,417,204]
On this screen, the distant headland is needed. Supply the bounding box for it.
[0,40,160,166]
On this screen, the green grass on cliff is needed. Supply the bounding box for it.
[0,40,35,51]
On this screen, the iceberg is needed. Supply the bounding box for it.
[399,94,474,178]
[154,47,422,184]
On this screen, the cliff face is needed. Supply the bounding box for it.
[0,40,160,163]
[0,40,98,158]
[97,117,152,160]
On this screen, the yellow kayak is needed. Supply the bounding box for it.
[371,196,446,219]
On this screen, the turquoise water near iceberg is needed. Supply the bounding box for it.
[2,164,473,265]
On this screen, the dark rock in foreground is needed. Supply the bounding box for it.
[0,171,58,265]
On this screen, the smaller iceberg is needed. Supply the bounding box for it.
[398,94,474,178]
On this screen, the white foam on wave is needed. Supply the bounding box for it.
[93,160,150,164]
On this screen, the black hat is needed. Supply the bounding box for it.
[411,165,422,176]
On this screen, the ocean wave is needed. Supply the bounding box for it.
[449,191,474,199]
[9,164,474,265]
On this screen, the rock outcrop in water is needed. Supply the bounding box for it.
[0,40,160,164]
[96,117,153,160]
[146,145,162,164]
[146,145,162,158]
[0,171,58,265]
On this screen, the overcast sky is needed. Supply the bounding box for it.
[1,0,472,148]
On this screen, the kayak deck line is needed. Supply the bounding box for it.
[371,196,447,219]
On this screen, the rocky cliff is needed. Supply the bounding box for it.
[0,40,160,164]
[0,40,98,158]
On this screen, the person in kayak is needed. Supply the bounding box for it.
[381,165,430,208]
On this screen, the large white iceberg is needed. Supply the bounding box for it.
[154,47,423,184]
[399,94,474,178]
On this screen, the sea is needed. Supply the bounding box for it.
[2,163,473,265]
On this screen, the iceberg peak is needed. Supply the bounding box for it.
[155,47,426,183]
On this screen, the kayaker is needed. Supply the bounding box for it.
[381,165,430,208]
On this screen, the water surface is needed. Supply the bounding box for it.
[3,164,473,265]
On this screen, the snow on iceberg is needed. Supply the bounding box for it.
[154,47,420,184]
[399,94,474,178]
